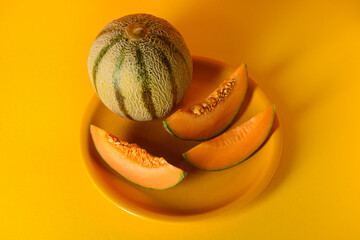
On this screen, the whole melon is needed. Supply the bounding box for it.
[88,13,193,121]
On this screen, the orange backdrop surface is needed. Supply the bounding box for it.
[1,0,360,239]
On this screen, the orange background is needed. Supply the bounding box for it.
[1,0,360,239]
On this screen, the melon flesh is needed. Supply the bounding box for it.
[90,125,185,189]
[183,105,275,171]
[163,63,248,141]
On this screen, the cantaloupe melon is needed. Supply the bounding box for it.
[88,13,193,121]
[90,125,186,189]
[163,64,248,140]
[183,105,275,171]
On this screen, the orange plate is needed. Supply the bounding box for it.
[80,56,283,221]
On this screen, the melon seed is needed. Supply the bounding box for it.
[208,97,217,106]
[192,105,203,115]
[201,103,209,109]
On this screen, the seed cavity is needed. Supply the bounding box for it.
[106,133,168,168]
[191,78,236,116]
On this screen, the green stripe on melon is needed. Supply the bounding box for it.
[92,33,124,92]
[135,43,157,119]
[112,42,133,120]
[88,14,193,121]
[151,34,189,68]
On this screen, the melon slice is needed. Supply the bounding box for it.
[183,105,275,171]
[90,125,186,189]
[163,63,248,141]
